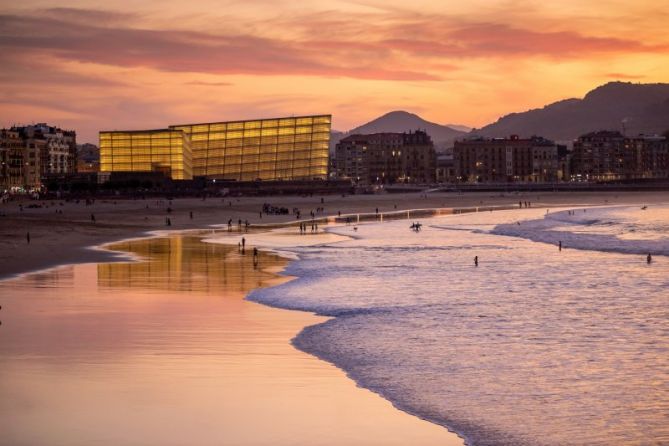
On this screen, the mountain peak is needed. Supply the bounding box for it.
[347,111,467,147]
[379,110,421,118]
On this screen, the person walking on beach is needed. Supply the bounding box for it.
[26,231,30,244]
[647,253,652,264]
[474,256,479,267]
[91,213,95,223]
[253,247,259,267]
[189,211,193,219]
[559,241,562,251]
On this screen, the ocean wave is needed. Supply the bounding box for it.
[491,206,669,256]
[249,209,669,445]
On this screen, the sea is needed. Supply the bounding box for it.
[249,205,669,446]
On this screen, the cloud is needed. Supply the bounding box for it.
[3,8,663,83]
[0,12,438,81]
[184,81,234,87]
[0,53,127,87]
[447,23,664,58]
[42,7,136,25]
[605,73,645,80]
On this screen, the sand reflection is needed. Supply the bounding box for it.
[0,235,461,446]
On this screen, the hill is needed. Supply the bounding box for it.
[473,82,669,142]
[343,111,467,149]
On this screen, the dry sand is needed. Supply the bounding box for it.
[1,190,667,279]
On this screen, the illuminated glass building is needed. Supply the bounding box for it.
[170,115,331,181]
[99,115,331,181]
[99,129,192,180]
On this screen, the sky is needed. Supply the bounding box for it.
[1,0,668,143]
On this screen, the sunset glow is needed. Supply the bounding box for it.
[2,0,668,142]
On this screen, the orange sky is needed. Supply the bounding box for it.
[1,0,668,143]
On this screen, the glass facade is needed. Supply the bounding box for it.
[170,115,331,181]
[100,129,192,180]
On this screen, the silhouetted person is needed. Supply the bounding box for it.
[559,241,562,251]
[647,253,652,264]
[91,213,95,223]
[26,231,30,244]
[474,256,479,267]
[166,217,171,226]
[253,247,259,267]
[241,237,246,253]
[189,211,193,219]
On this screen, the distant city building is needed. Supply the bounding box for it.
[77,143,100,172]
[435,153,456,183]
[454,135,558,183]
[571,131,669,181]
[0,129,25,190]
[335,130,436,184]
[556,144,571,181]
[100,115,331,181]
[0,123,76,191]
[17,124,76,176]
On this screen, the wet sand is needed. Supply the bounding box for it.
[2,190,668,280]
[0,235,463,446]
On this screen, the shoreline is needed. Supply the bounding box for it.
[238,204,666,446]
[3,190,668,280]
[3,195,666,444]
[0,231,465,445]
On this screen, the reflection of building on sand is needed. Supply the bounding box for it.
[20,266,74,287]
[98,236,286,294]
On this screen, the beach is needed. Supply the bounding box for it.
[243,203,669,445]
[1,191,668,445]
[2,190,667,280]
[0,233,463,445]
